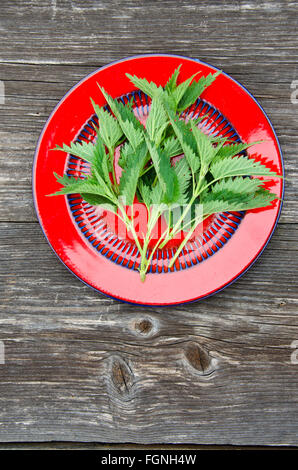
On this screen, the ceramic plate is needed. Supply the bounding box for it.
[33,54,284,305]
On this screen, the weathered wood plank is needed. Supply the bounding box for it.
[0,0,297,67]
[0,442,280,450]
[0,222,298,443]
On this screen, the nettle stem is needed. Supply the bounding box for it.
[158,172,213,250]
[138,207,161,282]
[168,214,210,268]
[139,240,150,282]
[159,191,198,250]
[117,202,158,282]
[139,225,170,282]
[118,174,216,281]
[107,146,119,195]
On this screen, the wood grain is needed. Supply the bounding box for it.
[0,0,297,445]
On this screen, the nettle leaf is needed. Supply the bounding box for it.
[163,136,183,158]
[99,86,144,146]
[115,100,144,132]
[91,99,123,150]
[177,71,221,112]
[119,141,148,205]
[138,180,152,208]
[150,181,164,205]
[191,124,218,173]
[185,113,208,129]
[145,136,178,204]
[173,157,192,205]
[164,65,182,93]
[90,138,113,190]
[209,176,265,198]
[119,141,135,169]
[201,189,277,215]
[161,88,177,112]
[49,172,112,199]
[172,72,200,106]
[146,96,168,145]
[120,119,144,150]
[92,166,115,200]
[54,141,97,164]
[81,193,117,212]
[203,186,261,207]
[167,110,200,174]
[126,74,161,98]
[100,150,112,189]
[212,141,263,163]
[210,155,281,180]
[52,172,79,187]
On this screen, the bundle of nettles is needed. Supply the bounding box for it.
[50,65,282,282]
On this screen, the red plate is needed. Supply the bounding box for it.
[33,54,284,306]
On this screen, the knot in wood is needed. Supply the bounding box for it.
[111,357,134,395]
[134,318,153,335]
[184,342,213,375]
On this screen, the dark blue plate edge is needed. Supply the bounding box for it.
[32,53,285,308]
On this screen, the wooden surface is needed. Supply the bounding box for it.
[0,0,297,446]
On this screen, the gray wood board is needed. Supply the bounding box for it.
[0,0,297,445]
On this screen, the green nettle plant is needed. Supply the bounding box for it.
[49,65,282,282]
